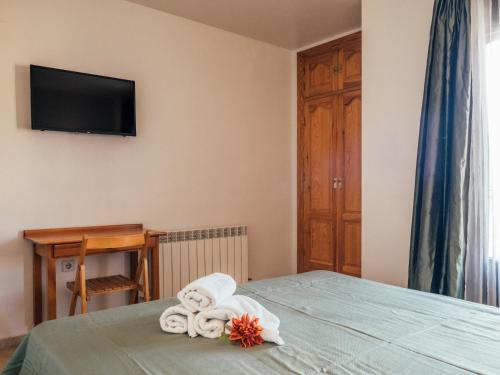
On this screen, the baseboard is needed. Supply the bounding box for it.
[0,335,24,350]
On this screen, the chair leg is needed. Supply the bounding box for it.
[128,291,136,305]
[80,265,87,314]
[81,293,87,314]
[129,258,144,304]
[69,292,78,316]
[142,258,150,302]
[69,267,80,316]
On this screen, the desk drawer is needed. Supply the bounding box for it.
[53,243,156,258]
[53,243,80,258]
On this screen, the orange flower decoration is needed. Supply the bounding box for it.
[229,313,264,348]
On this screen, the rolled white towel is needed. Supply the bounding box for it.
[159,304,197,337]
[193,295,284,345]
[177,273,236,312]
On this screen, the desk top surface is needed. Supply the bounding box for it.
[24,224,166,245]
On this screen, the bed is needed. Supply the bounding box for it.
[4,271,500,374]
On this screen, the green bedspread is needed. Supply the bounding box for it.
[3,271,500,374]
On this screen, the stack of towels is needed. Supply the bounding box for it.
[159,273,284,345]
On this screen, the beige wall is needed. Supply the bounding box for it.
[0,0,434,341]
[362,0,434,286]
[0,0,294,339]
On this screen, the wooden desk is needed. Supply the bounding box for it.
[24,224,166,325]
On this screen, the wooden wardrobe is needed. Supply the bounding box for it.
[297,32,361,277]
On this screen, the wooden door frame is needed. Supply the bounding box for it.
[297,31,361,273]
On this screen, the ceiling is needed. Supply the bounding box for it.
[125,0,361,50]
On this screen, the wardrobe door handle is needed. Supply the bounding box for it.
[338,178,343,189]
[332,177,338,189]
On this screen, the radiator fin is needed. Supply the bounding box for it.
[159,225,248,298]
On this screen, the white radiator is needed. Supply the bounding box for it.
[159,225,248,298]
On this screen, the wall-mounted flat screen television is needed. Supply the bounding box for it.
[30,65,136,136]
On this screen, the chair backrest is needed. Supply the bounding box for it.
[79,233,146,265]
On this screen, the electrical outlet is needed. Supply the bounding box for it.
[61,259,75,272]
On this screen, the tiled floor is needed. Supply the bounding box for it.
[0,347,16,371]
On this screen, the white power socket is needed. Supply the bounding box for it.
[61,259,75,272]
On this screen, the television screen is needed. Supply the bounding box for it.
[30,65,136,136]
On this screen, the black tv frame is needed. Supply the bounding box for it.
[30,65,136,137]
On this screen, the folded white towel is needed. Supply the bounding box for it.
[193,295,284,345]
[177,273,237,312]
[159,304,197,338]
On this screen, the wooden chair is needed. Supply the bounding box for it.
[67,232,151,315]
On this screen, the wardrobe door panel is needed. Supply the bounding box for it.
[310,220,334,266]
[341,221,361,276]
[342,92,362,212]
[304,52,338,97]
[337,90,361,277]
[339,40,362,90]
[309,101,334,212]
[302,97,337,272]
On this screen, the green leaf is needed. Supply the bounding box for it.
[219,332,231,344]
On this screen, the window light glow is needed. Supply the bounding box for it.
[487,40,500,259]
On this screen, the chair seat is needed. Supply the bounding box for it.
[66,275,139,296]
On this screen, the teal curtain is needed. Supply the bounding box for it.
[409,0,472,299]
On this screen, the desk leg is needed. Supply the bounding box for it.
[47,249,57,320]
[130,252,138,303]
[152,242,160,300]
[33,247,42,326]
